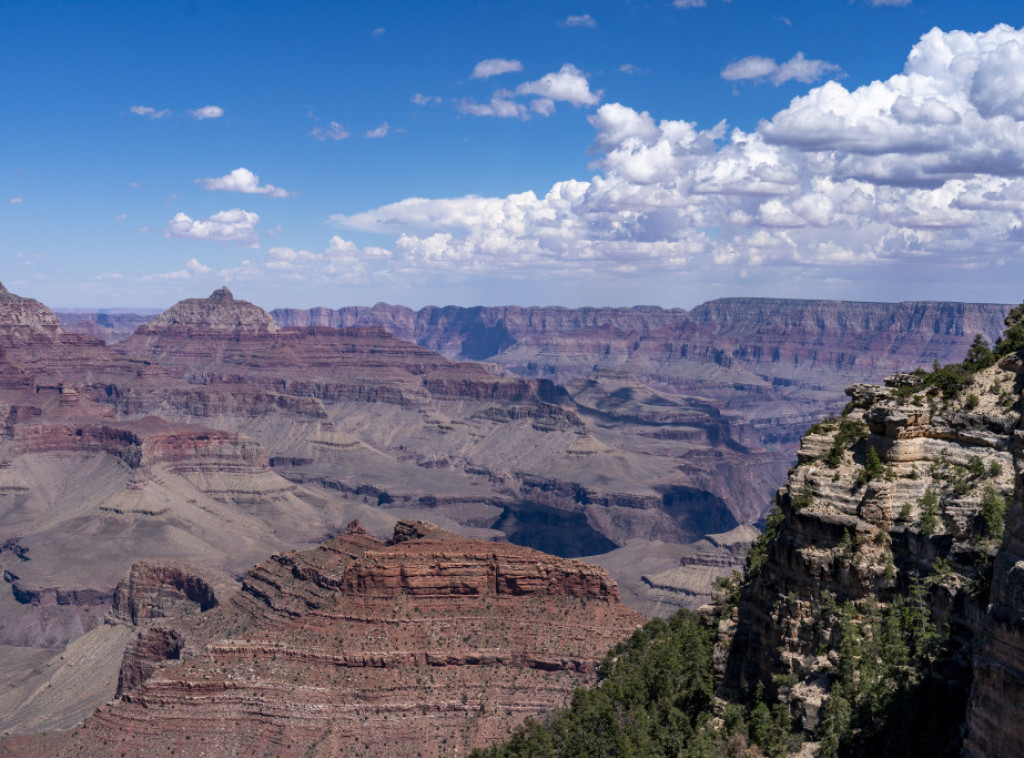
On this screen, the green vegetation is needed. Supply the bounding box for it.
[856,445,885,487]
[478,303,1024,758]
[817,585,950,758]
[826,418,868,468]
[470,610,722,758]
[746,506,784,576]
[919,490,940,536]
[980,484,1009,539]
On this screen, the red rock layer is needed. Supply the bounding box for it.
[2,521,645,757]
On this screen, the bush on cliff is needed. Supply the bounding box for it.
[471,610,731,758]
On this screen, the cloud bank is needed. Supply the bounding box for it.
[319,25,1024,286]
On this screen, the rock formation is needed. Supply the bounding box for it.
[273,299,1011,450]
[0,521,645,757]
[716,344,1020,752]
[6,282,1017,748]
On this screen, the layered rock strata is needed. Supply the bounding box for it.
[273,299,1011,450]
[1,521,645,757]
[723,359,1019,748]
[964,356,1024,755]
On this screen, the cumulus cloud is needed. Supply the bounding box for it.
[365,122,390,138]
[165,208,259,247]
[323,25,1024,285]
[190,105,224,120]
[412,93,442,105]
[130,105,171,119]
[561,14,596,28]
[471,58,523,79]
[722,52,842,86]
[310,121,350,140]
[516,64,601,108]
[672,0,706,7]
[460,63,600,119]
[197,168,292,198]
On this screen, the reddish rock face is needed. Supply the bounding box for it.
[273,299,1012,449]
[2,521,645,758]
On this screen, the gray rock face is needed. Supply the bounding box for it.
[723,362,1018,747]
[964,426,1024,755]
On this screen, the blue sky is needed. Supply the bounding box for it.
[3,0,1024,309]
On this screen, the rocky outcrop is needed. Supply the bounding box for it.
[137,286,277,335]
[0,283,65,345]
[964,364,1024,754]
[110,561,225,625]
[2,521,645,757]
[721,359,1019,750]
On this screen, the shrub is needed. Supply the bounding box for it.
[980,485,1009,539]
[919,490,939,535]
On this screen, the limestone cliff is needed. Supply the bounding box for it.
[720,337,1022,753]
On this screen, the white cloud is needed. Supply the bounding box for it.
[190,105,224,120]
[869,0,911,5]
[130,105,171,119]
[471,58,523,79]
[460,63,600,119]
[561,14,596,28]
[9,197,22,204]
[516,64,601,107]
[365,122,390,138]
[412,93,442,105]
[115,213,128,221]
[458,94,528,119]
[258,236,393,280]
[310,121,350,140]
[197,168,292,198]
[672,0,706,7]
[722,52,842,86]
[323,25,1024,285]
[187,258,213,274]
[372,27,385,36]
[165,208,259,247]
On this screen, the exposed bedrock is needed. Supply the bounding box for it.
[1,521,645,757]
[722,361,1018,748]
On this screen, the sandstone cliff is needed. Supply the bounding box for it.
[0,521,645,757]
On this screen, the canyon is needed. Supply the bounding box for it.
[0,282,1011,752]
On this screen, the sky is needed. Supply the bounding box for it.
[3,0,1024,310]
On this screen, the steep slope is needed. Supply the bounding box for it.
[718,336,1021,753]
[113,289,768,599]
[273,299,1011,449]
[0,521,645,757]
[465,308,1024,757]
